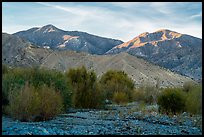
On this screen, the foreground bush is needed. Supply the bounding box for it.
[2,68,27,106]
[2,66,72,111]
[36,84,64,121]
[2,64,9,75]
[99,70,134,101]
[143,85,160,105]
[30,68,72,109]
[158,88,185,115]
[112,92,129,104]
[129,88,146,102]
[183,81,196,93]
[7,83,63,122]
[66,66,105,109]
[185,84,202,114]
[130,84,160,105]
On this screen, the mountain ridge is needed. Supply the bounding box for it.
[2,33,196,87]
[13,25,123,55]
[6,26,202,82]
[106,29,202,81]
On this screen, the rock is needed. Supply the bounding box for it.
[181,129,190,134]
[1,103,202,135]
[105,99,112,104]
[39,128,50,135]
[47,128,56,134]
[182,112,188,117]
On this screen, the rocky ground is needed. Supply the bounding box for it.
[2,102,202,135]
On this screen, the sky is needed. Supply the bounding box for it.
[2,2,202,41]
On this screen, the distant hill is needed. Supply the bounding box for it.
[2,33,195,87]
[2,32,44,67]
[13,24,123,55]
[106,29,202,81]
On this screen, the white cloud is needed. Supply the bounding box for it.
[3,2,202,41]
[190,12,202,19]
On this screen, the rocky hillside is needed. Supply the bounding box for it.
[2,33,44,67]
[2,33,195,87]
[13,25,123,55]
[106,29,202,81]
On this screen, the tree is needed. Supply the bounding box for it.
[99,70,134,101]
[66,66,104,108]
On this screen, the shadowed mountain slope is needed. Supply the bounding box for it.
[13,24,123,55]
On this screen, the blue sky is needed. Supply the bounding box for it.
[2,2,202,41]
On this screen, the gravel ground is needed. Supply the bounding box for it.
[2,102,202,135]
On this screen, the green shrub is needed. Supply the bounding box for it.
[143,85,159,105]
[2,64,9,74]
[183,81,196,93]
[2,69,26,107]
[99,70,134,101]
[157,88,186,115]
[66,66,104,109]
[112,92,129,104]
[37,84,64,121]
[52,74,72,110]
[30,67,72,109]
[130,84,160,105]
[185,84,202,114]
[7,82,41,121]
[2,67,72,111]
[129,88,145,102]
[138,78,160,105]
[7,83,63,122]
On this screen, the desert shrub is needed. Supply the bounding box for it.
[7,82,41,121]
[2,67,72,111]
[185,84,202,114]
[131,84,160,104]
[129,88,146,102]
[99,70,134,101]
[2,76,10,106]
[183,81,196,93]
[139,78,160,104]
[66,66,105,109]
[30,67,72,109]
[157,87,186,115]
[29,67,60,88]
[36,84,64,121]
[143,85,159,105]
[112,92,129,104]
[2,64,9,74]
[7,83,63,122]
[52,74,72,109]
[2,69,27,107]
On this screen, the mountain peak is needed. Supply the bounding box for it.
[108,29,184,50]
[154,29,172,33]
[35,24,60,33]
[42,24,57,29]
[138,32,149,37]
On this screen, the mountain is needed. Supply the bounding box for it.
[13,24,123,55]
[2,33,195,87]
[2,33,45,67]
[106,29,202,81]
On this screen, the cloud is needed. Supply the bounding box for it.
[2,2,202,41]
[36,2,89,16]
[190,12,202,19]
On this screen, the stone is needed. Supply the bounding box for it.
[40,128,50,135]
